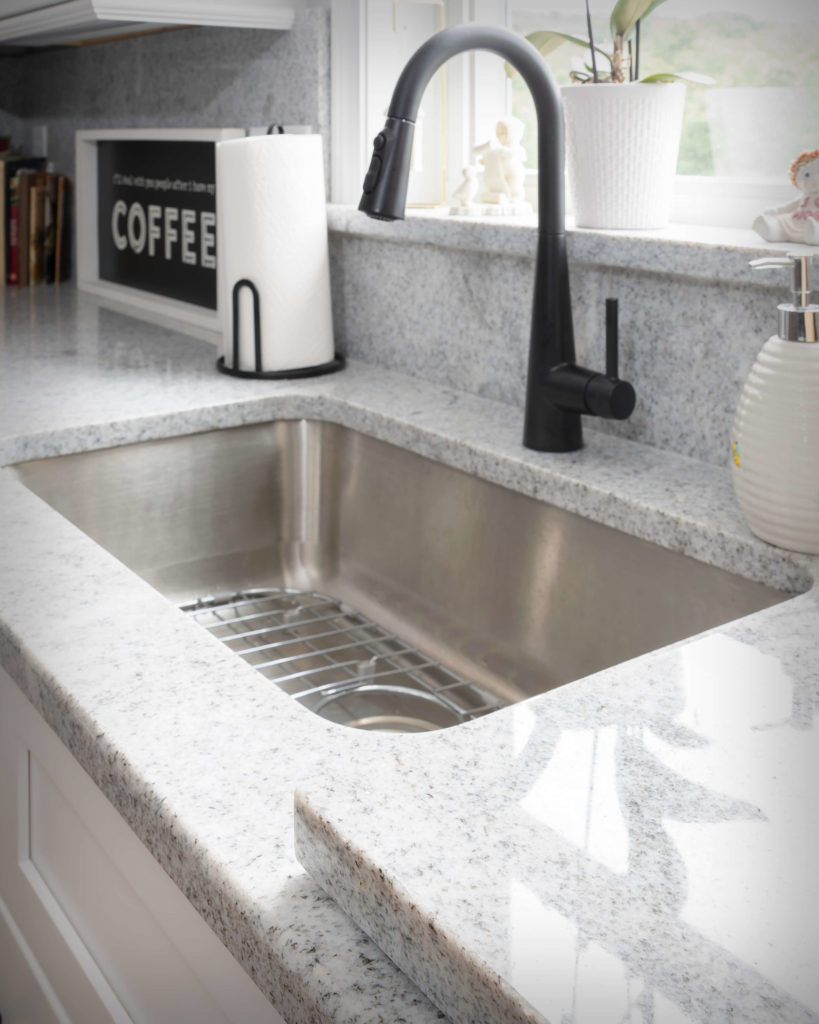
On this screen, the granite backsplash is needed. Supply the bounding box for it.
[328,211,781,469]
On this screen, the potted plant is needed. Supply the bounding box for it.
[520,0,711,229]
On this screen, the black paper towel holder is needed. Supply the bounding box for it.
[216,278,345,380]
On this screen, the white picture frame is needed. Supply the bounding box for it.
[75,127,244,340]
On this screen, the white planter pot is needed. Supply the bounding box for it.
[731,336,819,554]
[561,82,686,230]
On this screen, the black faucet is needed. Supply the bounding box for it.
[358,24,635,453]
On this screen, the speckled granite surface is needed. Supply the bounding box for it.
[296,589,819,1024]
[16,10,331,181]
[327,206,806,468]
[1,286,817,1024]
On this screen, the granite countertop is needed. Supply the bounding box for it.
[1,287,817,1024]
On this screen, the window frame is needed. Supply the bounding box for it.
[331,0,510,207]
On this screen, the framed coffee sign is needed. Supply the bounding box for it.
[76,128,243,338]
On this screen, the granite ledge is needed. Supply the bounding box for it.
[327,204,809,285]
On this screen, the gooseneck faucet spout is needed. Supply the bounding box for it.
[359,25,635,452]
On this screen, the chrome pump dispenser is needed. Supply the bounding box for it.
[749,253,818,342]
[732,253,819,553]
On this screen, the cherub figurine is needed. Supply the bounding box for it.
[473,116,531,212]
[753,149,819,245]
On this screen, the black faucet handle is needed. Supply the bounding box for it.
[585,297,635,420]
[543,362,636,421]
[606,297,619,379]
[585,373,636,420]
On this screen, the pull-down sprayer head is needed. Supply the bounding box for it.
[360,117,416,221]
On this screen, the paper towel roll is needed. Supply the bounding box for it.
[216,134,335,374]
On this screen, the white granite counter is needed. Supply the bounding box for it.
[1,286,816,1024]
[296,597,819,1024]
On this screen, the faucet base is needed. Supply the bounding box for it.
[523,232,583,452]
[523,401,583,453]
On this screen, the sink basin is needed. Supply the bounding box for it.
[12,420,789,730]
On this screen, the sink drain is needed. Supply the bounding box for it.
[181,588,503,732]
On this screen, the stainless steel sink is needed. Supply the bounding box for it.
[12,420,790,731]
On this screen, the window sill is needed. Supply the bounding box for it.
[327,204,813,287]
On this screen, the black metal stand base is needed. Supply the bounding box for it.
[216,353,345,380]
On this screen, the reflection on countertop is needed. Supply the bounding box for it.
[297,612,819,1024]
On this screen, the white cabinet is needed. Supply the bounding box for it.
[0,666,286,1024]
[0,0,295,47]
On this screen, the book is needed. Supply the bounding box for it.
[43,172,59,283]
[14,170,46,287]
[28,184,46,285]
[7,174,20,284]
[55,175,72,284]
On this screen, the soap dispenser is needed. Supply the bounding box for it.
[731,253,819,553]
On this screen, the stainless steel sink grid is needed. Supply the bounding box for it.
[12,419,793,733]
[182,589,502,731]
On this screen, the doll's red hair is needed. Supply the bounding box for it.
[791,149,819,187]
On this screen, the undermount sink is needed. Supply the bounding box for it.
[12,420,790,732]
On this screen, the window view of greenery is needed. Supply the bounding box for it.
[510,1,819,178]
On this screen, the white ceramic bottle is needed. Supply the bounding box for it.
[731,254,819,553]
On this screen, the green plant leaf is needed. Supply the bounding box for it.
[640,70,716,84]
[526,29,593,55]
[529,30,612,63]
[506,30,608,78]
[609,0,669,39]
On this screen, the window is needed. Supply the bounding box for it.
[331,0,818,228]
